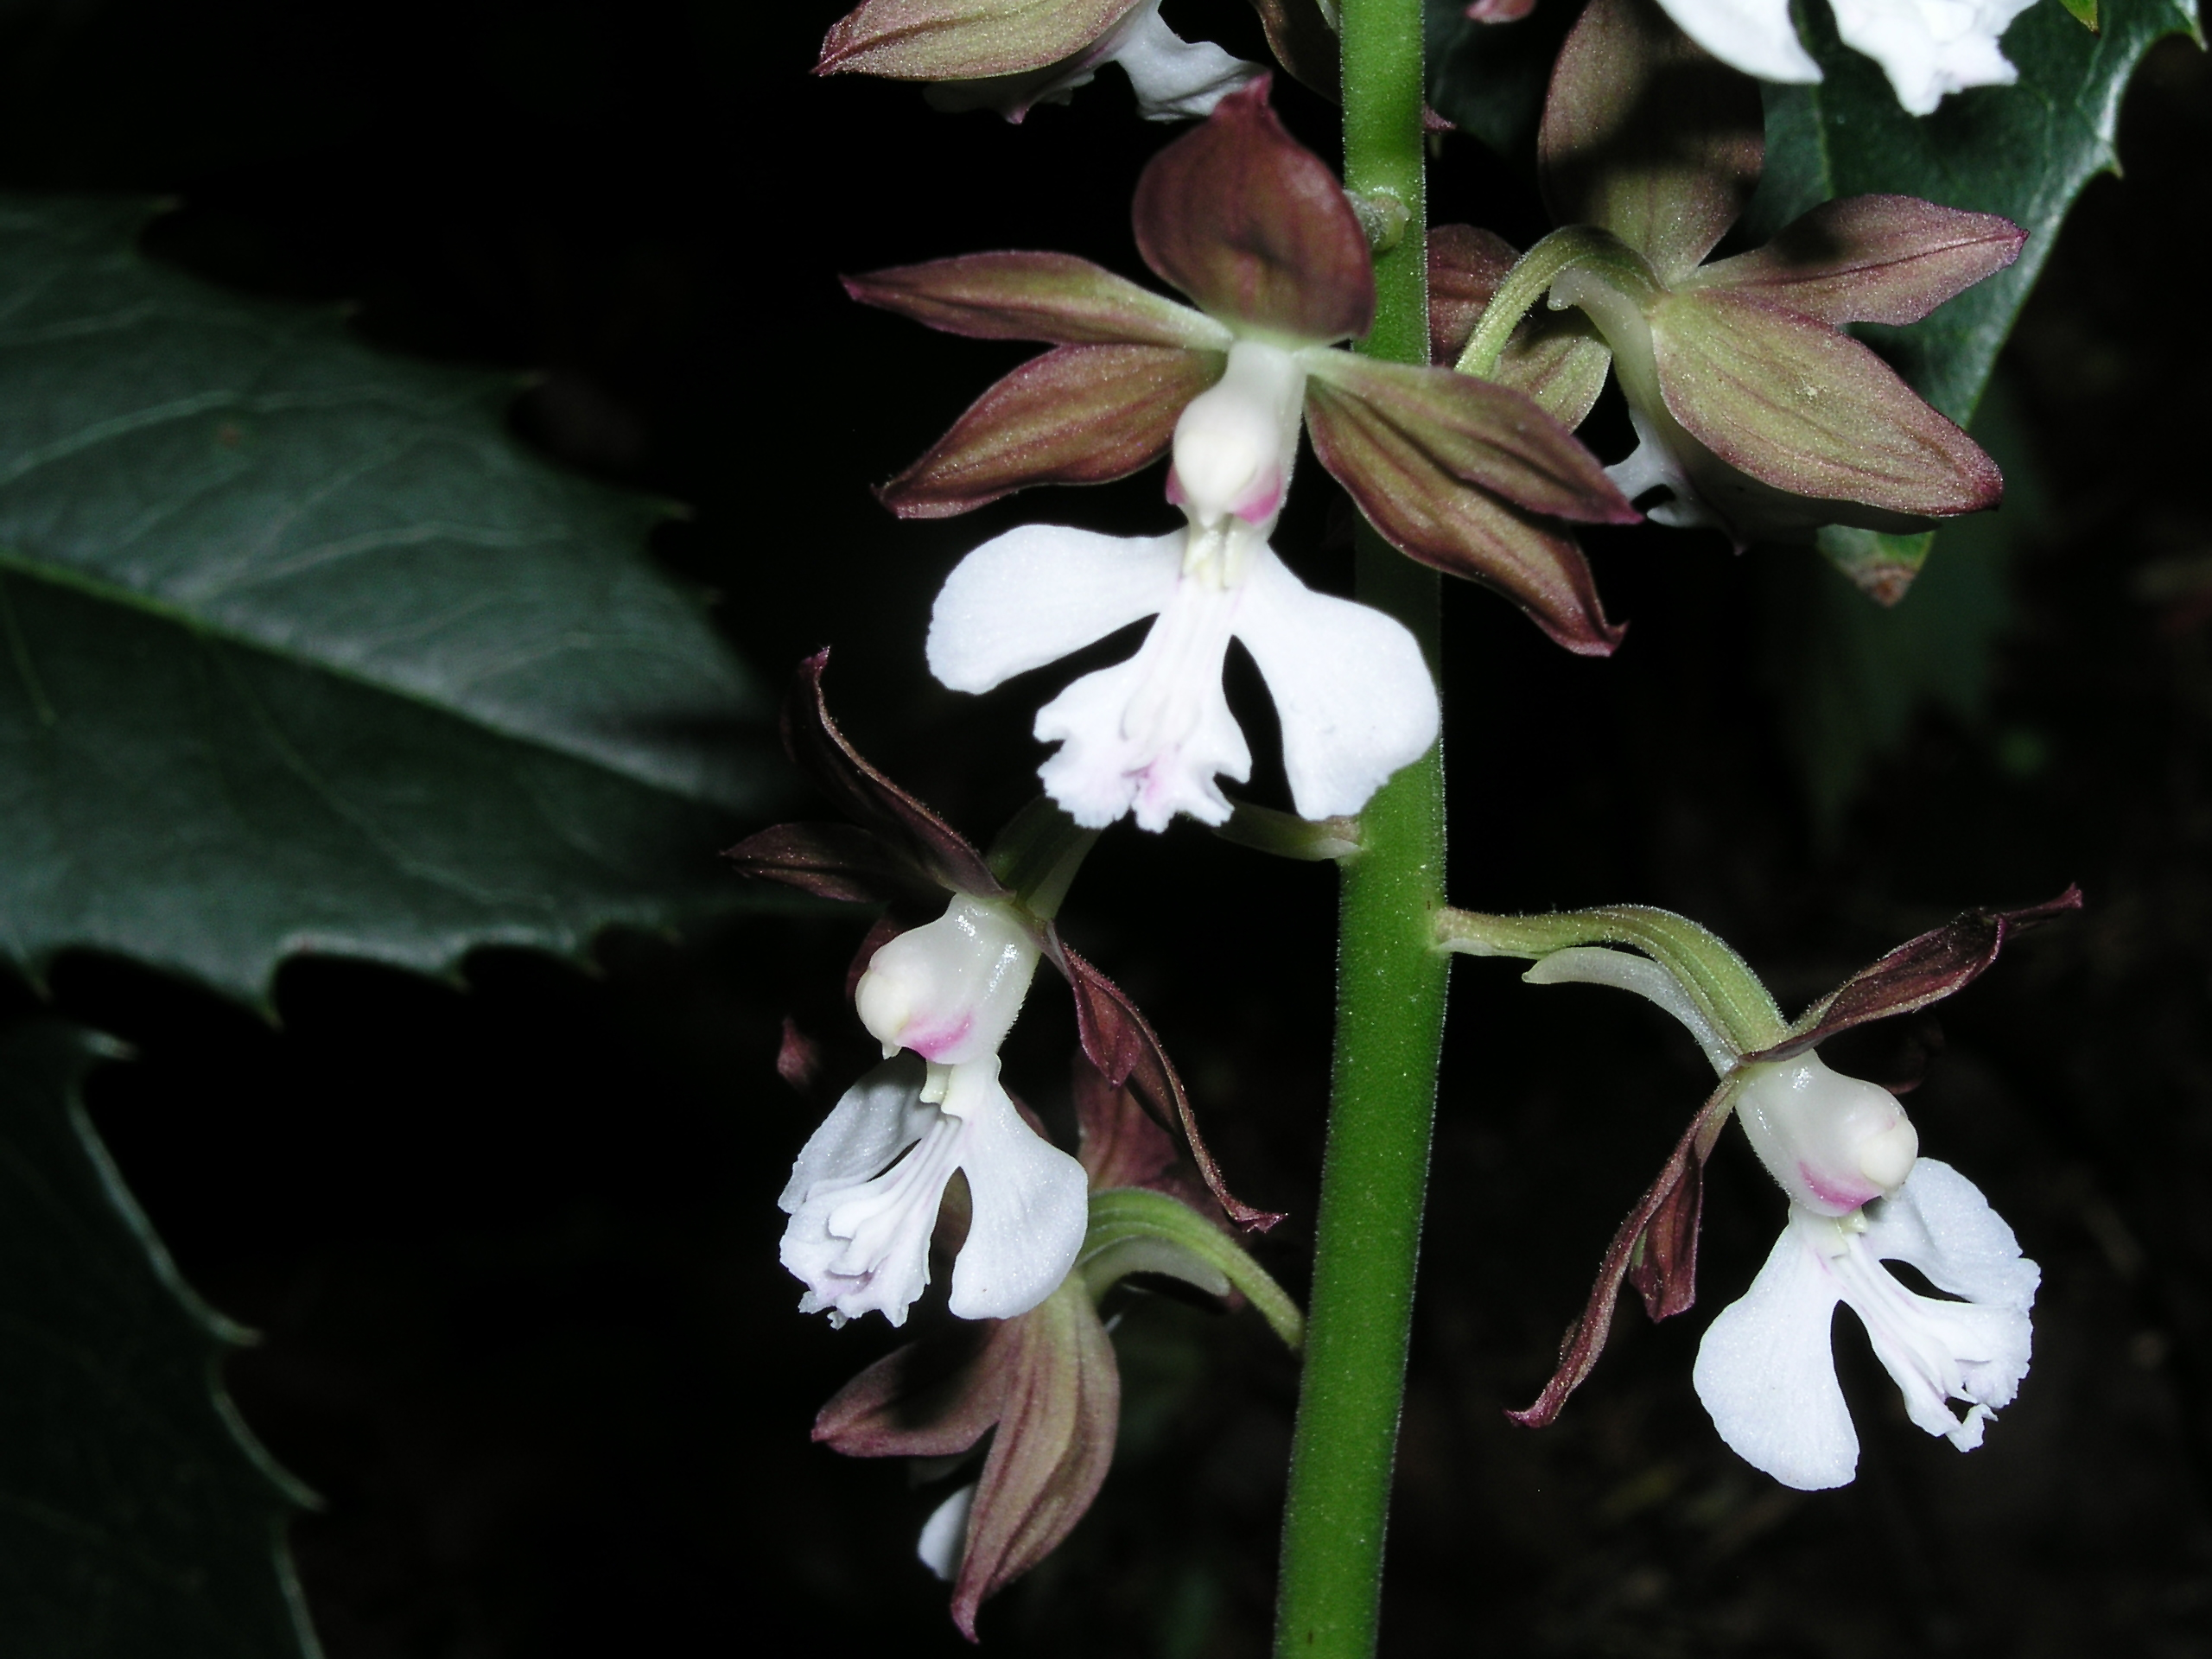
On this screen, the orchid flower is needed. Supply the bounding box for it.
[925,340,1443,829]
[1436,887,2077,1487]
[813,1059,1304,1637]
[726,654,1281,1305]
[847,80,1637,827]
[1460,0,2024,550]
[1651,0,2038,115]
[778,874,1090,1327]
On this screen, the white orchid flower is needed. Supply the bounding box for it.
[928,339,1440,831]
[1465,892,2074,1485]
[779,895,1087,1328]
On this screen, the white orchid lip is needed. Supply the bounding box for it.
[926,505,1436,834]
[1694,1159,2038,1490]
[855,896,1041,1065]
[1733,1053,1920,1217]
[779,1055,1090,1328]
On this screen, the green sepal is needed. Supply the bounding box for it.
[1433,903,1789,1054]
[1079,1187,1305,1348]
[1648,286,2002,518]
[2058,0,2101,29]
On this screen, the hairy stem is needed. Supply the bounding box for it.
[1273,3,1445,1654]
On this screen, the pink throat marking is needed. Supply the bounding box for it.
[1233,467,1284,524]
[905,1013,975,1062]
[1798,1160,1879,1213]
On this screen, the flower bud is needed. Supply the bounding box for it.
[855,896,1041,1065]
[1732,1052,1919,1217]
[1166,338,1306,551]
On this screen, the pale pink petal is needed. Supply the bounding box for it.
[1109,2,1262,120]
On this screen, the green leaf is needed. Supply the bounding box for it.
[1748,0,2201,426]
[1425,0,1580,156]
[0,1019,316,1656]
[0,198,787,1006]
[1761,385,2039,831]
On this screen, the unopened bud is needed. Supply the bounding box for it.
[1733,1052,1918,1217]
[855,896,1041,1065]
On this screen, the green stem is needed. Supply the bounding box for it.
[1452,225,1654,379]
[1273,3,1445,1655]
[1432,904,1788,1054]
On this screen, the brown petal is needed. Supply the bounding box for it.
[1509,1076,1738,1427]
[1132,76,1374,343]
[1651,288,2003,517]
[776,1017,826,1096]
[949,1286,1121,1637]
[1303,377,1626,656]
[817,0,1142,81]
[1055,941,1284,1230]
[813,1320,1014,1459]
[1073,1056,1219,1220]
[1303,353,1635,522]
[879,342,1223,518]
[1428,224,1518,367]
[1744,887,2083,1065]
[782,651,1006,899]
[720,821,919,906]
[1538,0,1762,283]
[1688,195,2025,327]
[1073,1054,1180,1194]
[844,251,1230,349]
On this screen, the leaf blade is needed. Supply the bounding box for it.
[0,1019,317,1657]
[0,196,787,1003]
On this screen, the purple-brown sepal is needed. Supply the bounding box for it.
[1131,76,1374,343]
[1745,887,2083,1065]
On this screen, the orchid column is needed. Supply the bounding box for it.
[1274,0,1441,1654]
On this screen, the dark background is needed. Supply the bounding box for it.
[3,0,2207,1652]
